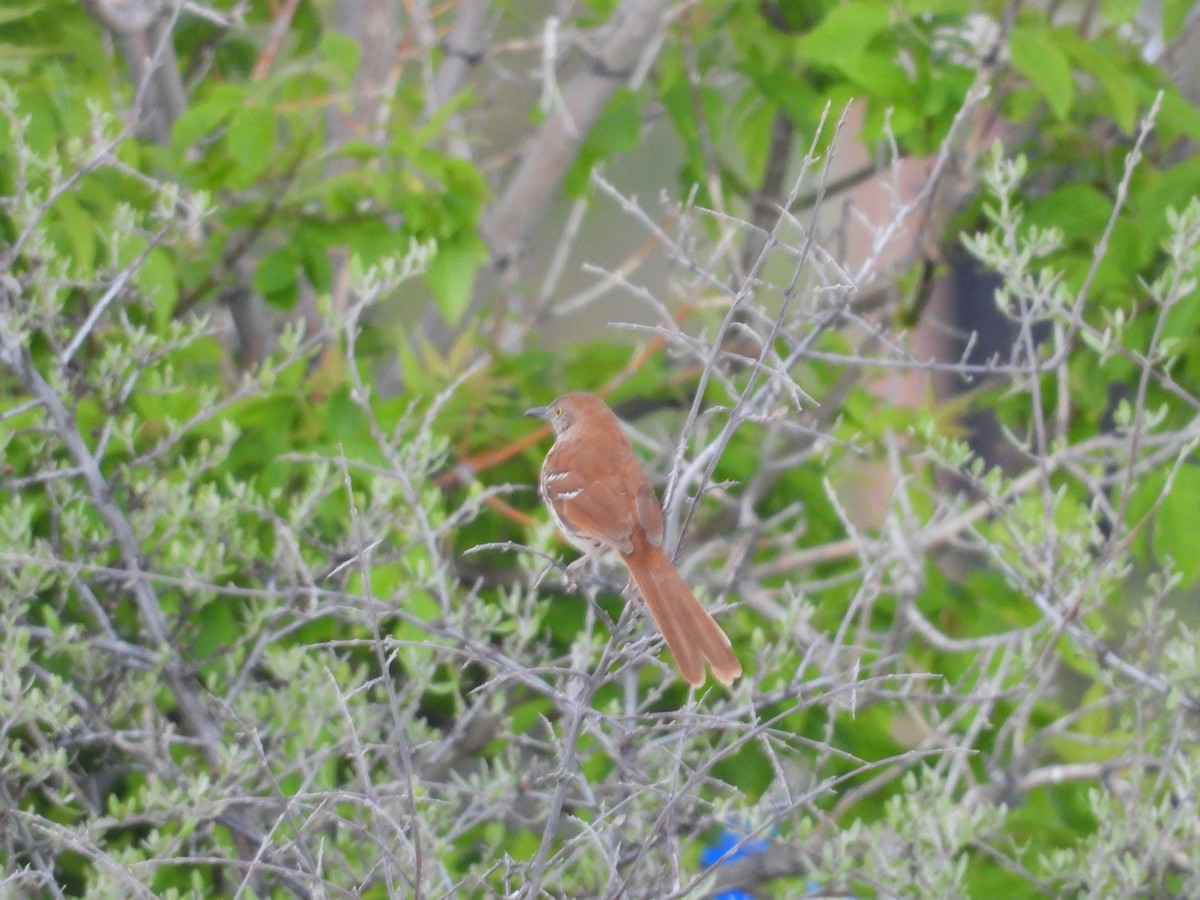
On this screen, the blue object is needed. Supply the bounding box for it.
[701,829,770,900]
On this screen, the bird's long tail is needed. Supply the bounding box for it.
[625,547,741,687]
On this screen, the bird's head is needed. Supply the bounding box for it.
[524,391,607,438]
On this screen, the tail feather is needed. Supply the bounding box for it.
[625,548,741,687]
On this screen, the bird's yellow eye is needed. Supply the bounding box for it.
[554,406,563,416]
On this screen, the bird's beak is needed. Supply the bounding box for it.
[524,406,550,420]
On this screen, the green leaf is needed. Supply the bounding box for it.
[171,85,243,151]
[1025,183,1113,243]
[798,1,892,69]
[225,104,276,186]
[1133,157,1200,252]
[660,72,726,198]
[0,2,44,25]
[136,246,179,329]
[193,601,241,663]
[318,31,360,87]
[426,233,486,324]
[1060,35,1137,132]
[252,244,300,304]
[1154,465,1200,586]
[301,238,334,294]
[1009,25,1074,119]
[1163,281,1200,343]
[1162,0,1193,39]
[565,88,642,195]
[48,193,96,275]
[0,42,40,75]
[1099,0,1141,25]
[905,0,973,12]
[845,54,910,98]
[1156,87,1200,144]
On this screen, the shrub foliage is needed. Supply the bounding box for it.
[2,1,1200,897]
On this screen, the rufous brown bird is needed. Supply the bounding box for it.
[525,392,741,687]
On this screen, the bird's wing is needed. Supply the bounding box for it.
[545,466,636,554]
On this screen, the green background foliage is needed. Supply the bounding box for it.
[2,0,1200,896]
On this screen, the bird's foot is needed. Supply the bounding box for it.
[564,557,589,592]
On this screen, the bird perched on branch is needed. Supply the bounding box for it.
[525,392,741,687]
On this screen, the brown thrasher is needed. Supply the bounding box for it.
[526,392,741,687]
